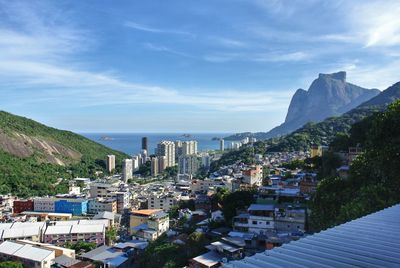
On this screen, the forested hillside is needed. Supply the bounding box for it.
[0,111,129,197]
[310,100,400,231]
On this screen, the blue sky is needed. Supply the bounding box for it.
[1,0,400,132]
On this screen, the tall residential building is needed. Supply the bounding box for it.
[140,149,148,164]
[142,137,148,151]
[157,141,175,167]
[174,140,183,159]
[158,156,167,173]
[201,153,211,169]
[182,140,198,155]
[220,139,224,151]
[151,157,159,177]
[106,155,115,173]
[122,159,133,182]
[178,155,200,175]
[132,155,140,172]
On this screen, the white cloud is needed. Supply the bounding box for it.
[0,3,292,114]
[124,21,194,37]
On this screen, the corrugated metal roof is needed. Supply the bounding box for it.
[224,204,400,268]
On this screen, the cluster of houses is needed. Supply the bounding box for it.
[0,145,325,267]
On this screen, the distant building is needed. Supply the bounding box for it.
[233,204,275,233]
[157,141,175,167]
[43,221,106,246]
[158,156,167,173]
[182,140,198,155]
[147,193,180,211]
[130,209,169,241]
[13,199,34,214]
[140,149,148,164]
[141,137,148,151]
[348,146,363,164]
[88,198,117,214]
[106,155,116,173]
[88,183,129,213]
[132,155,140,172]
[178,155,200,175]
[201,153,211,169]
[33,198,88,216]
[175,140,183,159]
[151,157,159,177]
[122,159,133,182]
[242,165,263,186]
[220,139,225,151]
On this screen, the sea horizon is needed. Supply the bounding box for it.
[81,132,237,155]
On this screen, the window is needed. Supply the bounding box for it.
[252,221,257,225]
[266,221,270,225]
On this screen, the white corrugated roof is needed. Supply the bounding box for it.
[224,204,400,268]
[79,219,109,227]
[12,222,46,229]
[0,241,24,255]
[45,225,72,235]
[55,220,79,226]
[2,226,41,239]
[13,244,54,262]
[71,224,104,234]
[0,241,54,262]
[0,223,14,230]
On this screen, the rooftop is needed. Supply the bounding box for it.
[224,203,400,268]
[248,204,275,211]
[131,209,162,216]
[192,251,222,267]
[0,241,54,262]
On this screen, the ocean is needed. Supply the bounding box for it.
[81,133,234,155]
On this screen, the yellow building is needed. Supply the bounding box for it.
[130,209,169,241]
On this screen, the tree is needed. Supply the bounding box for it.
[105,226,118,245]
[186,232,209,258]
[164,165,178,178]
[310,100,400,231]
[222,190,255,224]
[0,261,23,268]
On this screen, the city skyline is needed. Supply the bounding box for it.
[1,0,400,132]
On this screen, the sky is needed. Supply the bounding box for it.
[1,0,400,133]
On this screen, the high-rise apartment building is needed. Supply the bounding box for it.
[132,155,140,172]
[106,155,115,173]
[151,157,159,177]
[158,156,167,173]
[178,155,200,175]
[157,141,175,167]
[142,137,148,151]
[182,140,198,155]
[174,140,183,159]
[140,149,148,164]
[220,139,224,151]
[122,159,133,182]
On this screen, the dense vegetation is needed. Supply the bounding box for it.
[0,261,23,268]
[310,100,400,231]
[138,233,211,268]
[265,106,382,152]
[210,141,266,172]
[0,111,129,197]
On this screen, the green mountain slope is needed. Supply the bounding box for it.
[0,111,129,197]
[266,81,400,152]
[310,100,400,231]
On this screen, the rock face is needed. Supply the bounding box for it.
[266,71,380,137]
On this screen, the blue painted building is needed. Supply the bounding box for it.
[55,199,88,216]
